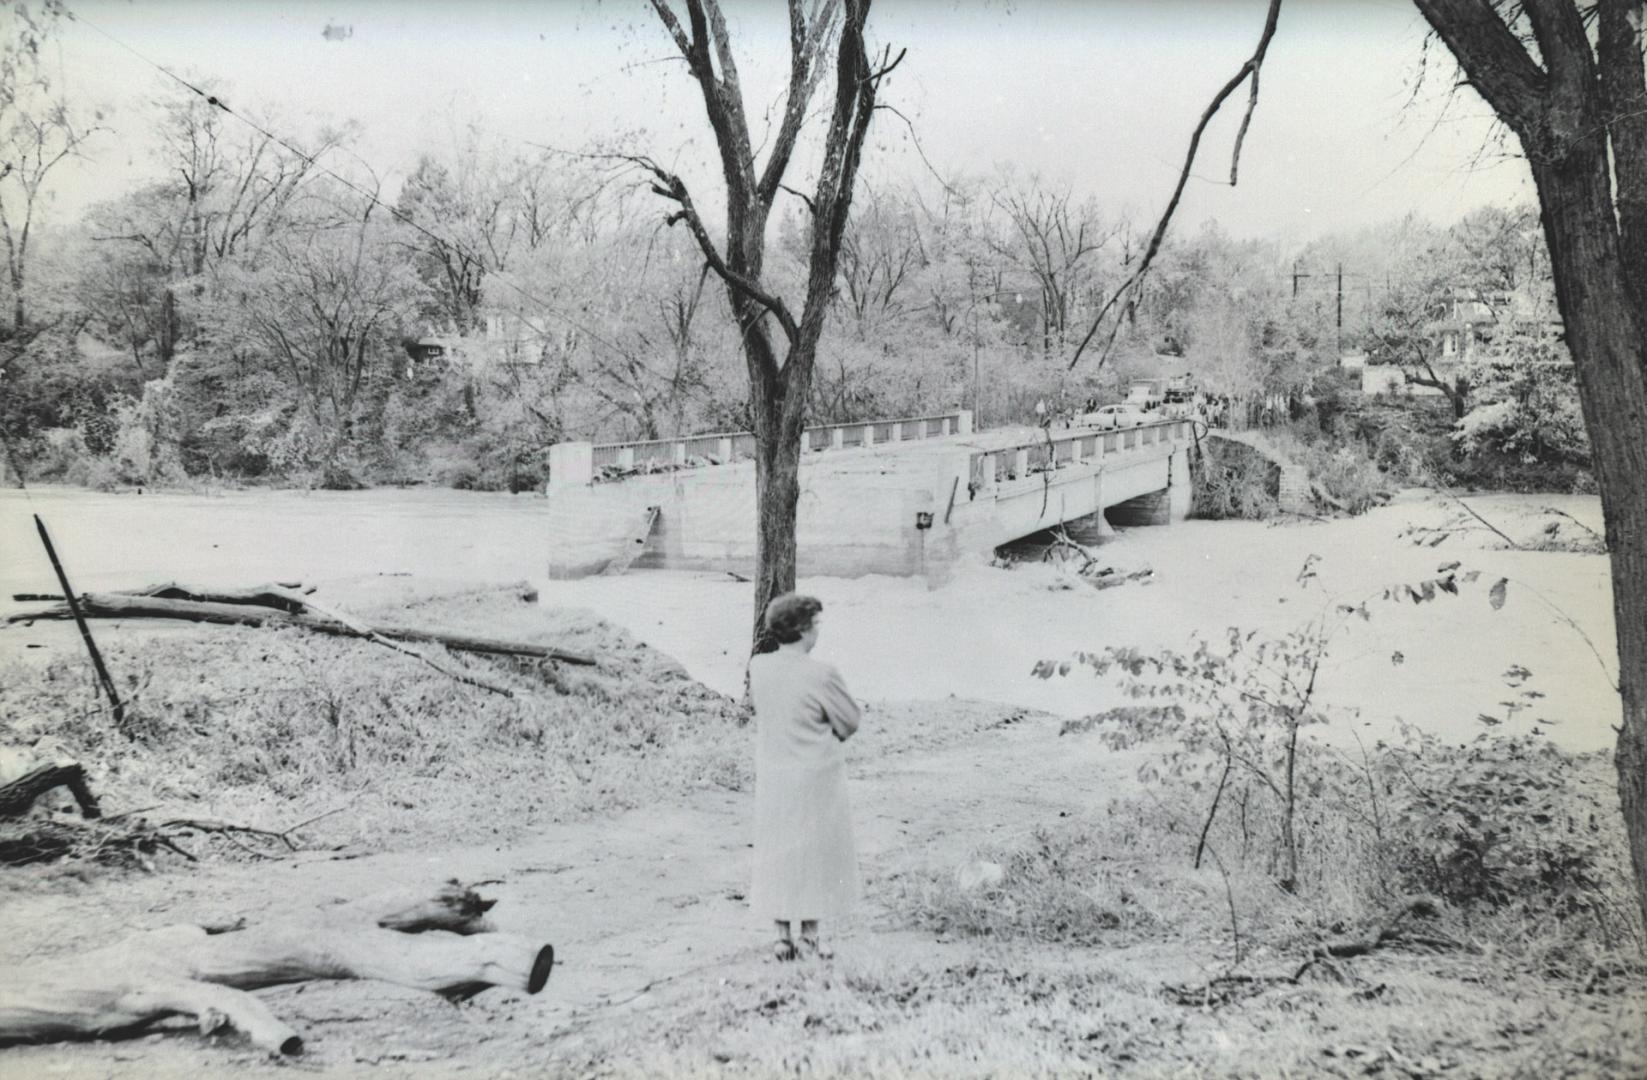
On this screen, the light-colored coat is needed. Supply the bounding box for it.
[748,649,862,923]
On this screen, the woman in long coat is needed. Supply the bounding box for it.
[748,593,861,961]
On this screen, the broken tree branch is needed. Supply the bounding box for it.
[277,588,515,697]
[1163,895,1453,1008]
[1067,0,1283,372]
[33,515,126,734]
[8,593,596,666]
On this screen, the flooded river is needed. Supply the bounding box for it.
[1,485,1620,753]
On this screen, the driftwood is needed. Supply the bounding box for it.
[0,880,554,1056]
[0,803,355,868]
[1163,896,1454,1008]
[10,592,596,666]
[0,762,101,820]
[278,588,517,697]
[15,582,314,608]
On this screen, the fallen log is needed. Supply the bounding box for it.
[284,588,516,697]
[124,581,317,612]
[9,593,596,666]
[0,762,101,820]
[0,880,553,1056]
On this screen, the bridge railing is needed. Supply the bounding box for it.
[553,410,973,487]
[971,419,1189,489]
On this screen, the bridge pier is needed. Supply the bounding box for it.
[1105,489,1173,527]
[1063,510,1117,545]
[1103,448,1191,527]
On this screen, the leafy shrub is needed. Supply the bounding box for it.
[1375,728,1624,926]
[1036,625,1338,892]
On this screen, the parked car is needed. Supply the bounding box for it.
[1084,403,1151,429]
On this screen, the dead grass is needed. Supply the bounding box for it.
[0,581,748,864]
[546,939,1647,1079]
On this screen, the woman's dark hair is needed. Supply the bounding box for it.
[763,593,823,646]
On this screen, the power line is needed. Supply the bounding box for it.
[62,8,634,361]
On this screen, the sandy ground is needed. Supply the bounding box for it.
[0,699,1125,1077]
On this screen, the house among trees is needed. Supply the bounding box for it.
[1361,285,1563,411]
[403,312,552,372]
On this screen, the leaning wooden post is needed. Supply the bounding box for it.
[33,515,126,734]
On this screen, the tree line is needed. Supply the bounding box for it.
[0,8,1584,496]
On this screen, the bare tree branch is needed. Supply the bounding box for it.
[1066,0,1283,372]
[1411,0,1550,135]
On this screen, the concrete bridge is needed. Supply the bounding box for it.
[545,410,1198,580]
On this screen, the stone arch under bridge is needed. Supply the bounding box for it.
[1200,430,1313,515]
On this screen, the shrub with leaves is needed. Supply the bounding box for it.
[1036,559,1518,895]
[1036,623,1333,893]
[1190,441,1280,520]
[1374,725,1626,932]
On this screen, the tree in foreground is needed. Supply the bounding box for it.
[635,0,902,645]
[1409,0,1647,930]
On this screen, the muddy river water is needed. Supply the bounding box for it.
[0,485,1621,753]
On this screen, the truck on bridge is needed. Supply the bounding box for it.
[1127,375,1199,417]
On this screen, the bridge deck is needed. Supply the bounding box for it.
[546,417,1197,580]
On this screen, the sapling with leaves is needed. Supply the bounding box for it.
[1036,622,1331,893]
[1035,555,1523,894]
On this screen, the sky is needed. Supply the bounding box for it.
[37,0,1535,248]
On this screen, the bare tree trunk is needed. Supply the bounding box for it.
[642,0,899,650]
[1531,153,1647,932]
[1411,0,1647,929]
[752,402,803,645]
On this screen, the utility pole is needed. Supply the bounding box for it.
[969,268,982,423]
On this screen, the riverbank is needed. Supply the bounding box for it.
[1,597,1641,1077]
[2,547,1641,1076]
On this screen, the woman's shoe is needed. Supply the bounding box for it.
[773,939,798,962]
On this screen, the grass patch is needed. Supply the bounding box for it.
[553,733,1647,1078]
[0,584,748,861]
